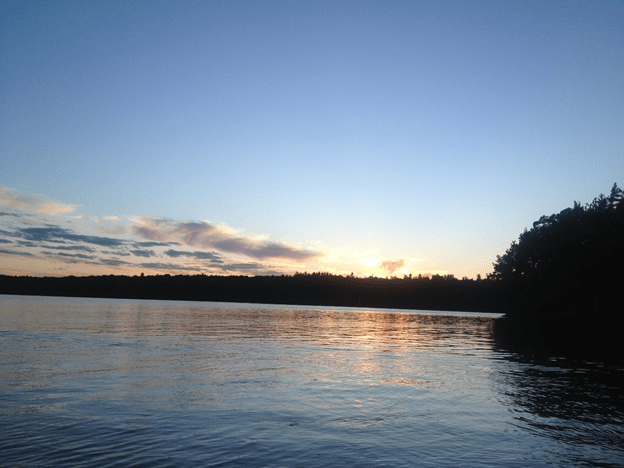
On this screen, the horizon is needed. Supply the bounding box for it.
[0,268,473,280]
[1,1,622,279]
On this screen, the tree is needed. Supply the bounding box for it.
[492,183,624,356]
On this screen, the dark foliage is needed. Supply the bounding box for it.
[491,183,624,360]
[0,271,499,313]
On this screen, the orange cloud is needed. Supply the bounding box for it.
[379,259,405,274]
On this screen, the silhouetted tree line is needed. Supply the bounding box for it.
[492,183,624,359]
[0,271,499,313]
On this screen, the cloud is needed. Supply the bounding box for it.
[134,241,176,248]
[0,188,322,276]
[136,259,265,274]
[102,251,131,256]
[133,217,321,261]
[164,249,223,263]
[216,262,264,272]
[0,248,35,257]
[99,258,131,267]
[0,229,18,238]
[16,241,39,247]
[38,244,96,252]
[0,186,77,215]
[379,259,405,274]
[138,262,203,272]
[129,249,156,258]
[42,251,96,260]
[17,226,126,247]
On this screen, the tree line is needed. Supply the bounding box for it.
[0,271,499,313]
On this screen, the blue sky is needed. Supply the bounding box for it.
[1,0,623,278]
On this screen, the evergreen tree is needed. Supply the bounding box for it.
[492,183,624,357]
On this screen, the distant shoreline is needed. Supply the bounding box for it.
[0,273,500,313]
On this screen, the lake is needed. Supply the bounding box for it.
[1,294,622,467]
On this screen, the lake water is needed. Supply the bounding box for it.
[1,295,622,467]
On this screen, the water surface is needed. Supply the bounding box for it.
[1,295,622,467]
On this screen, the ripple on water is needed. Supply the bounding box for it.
[1,295,623,467]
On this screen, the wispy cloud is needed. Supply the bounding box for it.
[137,262,202,272]
[216,262,264,271]
[133,217,321,261]
[164,249,224,263]
[17,226,126,247]
[0,186,77,215]
[0,248,35,257]
[129,249,156,258]
[134,241,176,248]
[37,244,96,252]
[99,258,132,267]
[42,251,96,260]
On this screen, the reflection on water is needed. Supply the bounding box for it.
[492,354,624,461]
[1,295,623,467]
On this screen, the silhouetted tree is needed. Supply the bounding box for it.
[492,183,624,358]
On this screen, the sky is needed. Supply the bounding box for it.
[1,0,623,279]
